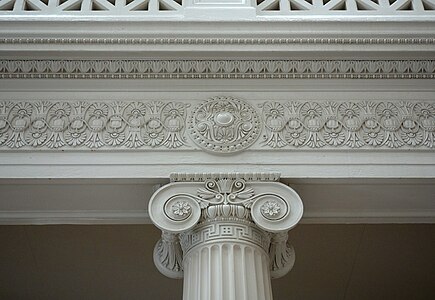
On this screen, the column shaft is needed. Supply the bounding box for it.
[181,221,273,300]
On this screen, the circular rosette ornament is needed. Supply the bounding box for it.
[250,185,303,233]
[149,185,201,233]
[188,96,261,153]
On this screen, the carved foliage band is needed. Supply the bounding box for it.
[0,100,188,149]
[0,99,434,150]
[1,59,434,79]
[261,101,435,149]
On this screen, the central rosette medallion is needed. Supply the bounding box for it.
[188,96,261,153]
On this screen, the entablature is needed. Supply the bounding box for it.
[0,0,434,227]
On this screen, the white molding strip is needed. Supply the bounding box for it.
[0,210,150,225]
[301,211,435,224]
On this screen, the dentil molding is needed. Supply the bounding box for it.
[0,97,434,152]
[1,37,435,45]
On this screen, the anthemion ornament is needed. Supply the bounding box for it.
[1,59,434,79]
[188,96,261,153]
[148,173,304,300]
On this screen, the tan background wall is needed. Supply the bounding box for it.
[1,224,434,300]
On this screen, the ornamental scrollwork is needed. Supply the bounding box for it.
[149,176,303,234]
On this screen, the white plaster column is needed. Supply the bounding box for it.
[181,220,273,300]
[149,173,303,300]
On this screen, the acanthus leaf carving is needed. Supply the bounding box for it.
[153,231,184,279]
[269,232,296,279]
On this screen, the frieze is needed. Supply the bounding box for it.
[260,101,435,149]
[0,99,434,151]
[0,100,189,150]
[0,59,434,79]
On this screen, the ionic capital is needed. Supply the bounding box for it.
[149,173,303,280]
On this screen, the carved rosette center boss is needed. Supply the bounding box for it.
[188,96,261,153]
[149,173,303,300]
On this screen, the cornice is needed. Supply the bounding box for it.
[1,20,435,50]
[1,20,434,61]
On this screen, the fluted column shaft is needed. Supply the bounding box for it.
[181,221,272,300]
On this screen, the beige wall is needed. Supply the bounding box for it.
[1,224,434,300]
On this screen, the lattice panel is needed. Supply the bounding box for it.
[256,0,435,14]
[0,0,183,13]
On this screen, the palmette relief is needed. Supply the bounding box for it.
[1,59,434,79]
